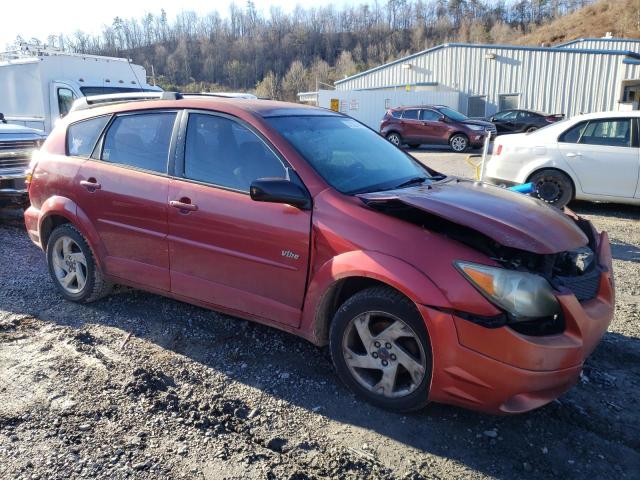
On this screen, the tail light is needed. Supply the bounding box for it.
[495,144,503,155]
[25,151,41,190]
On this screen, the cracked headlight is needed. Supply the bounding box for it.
[455,261,560,321]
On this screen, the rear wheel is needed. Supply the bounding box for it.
[449,133,469,152]
[386,132,402,147]
[329,286,432,412]
[530,169,574,208]
[525,126,538,133]
[46,224,112,303]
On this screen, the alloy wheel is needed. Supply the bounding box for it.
[387,133,401,146]
[51,236,88,294]
[342,311,427,398]
[450,135,467,152]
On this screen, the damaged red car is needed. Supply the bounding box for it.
[25,94,615,414]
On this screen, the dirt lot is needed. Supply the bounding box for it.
[1,154,639,479]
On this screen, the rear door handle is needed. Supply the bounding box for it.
[80,179,101,191]
[169,199,198,212]
[566,152,582,158]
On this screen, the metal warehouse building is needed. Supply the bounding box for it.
[314,37,640,128]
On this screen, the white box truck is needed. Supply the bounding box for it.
[0,43,160,133]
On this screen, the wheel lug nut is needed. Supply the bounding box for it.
[374,341,380,348]
[385,343,392,349]
[372,352,378,358]
[390,354,396,361]
[381,360,388,366]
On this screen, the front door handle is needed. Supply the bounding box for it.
[169,199,198,212]
[566,152,582,158]
[80,179,101,191]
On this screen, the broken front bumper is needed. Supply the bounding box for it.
[423,231,614,414]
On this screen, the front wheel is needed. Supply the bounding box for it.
[386,132,402,147]
[329,287,432,412]
[529,169,574,208]
[449,133,469,152]
[525,126,538,133]
[46,224,112,303]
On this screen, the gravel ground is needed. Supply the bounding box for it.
[0,156,638,479]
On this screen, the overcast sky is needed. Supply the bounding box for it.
[1,0,354,50]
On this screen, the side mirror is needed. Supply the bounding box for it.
[250,178,310,209]
[438,115,446,122]
[489,116,495,122]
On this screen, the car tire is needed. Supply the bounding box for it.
[386,132,403,147]
[408,144,421,149]
[46,224,112,303]
[525,126,538,133]
[530,169,574,208]
[449,133,469,152]
[329,286,432,412]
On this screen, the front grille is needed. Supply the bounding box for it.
[0,139,39,151]
[0,140,38,170]
[553,266,601,302]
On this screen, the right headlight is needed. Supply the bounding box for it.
[455,261,560,321]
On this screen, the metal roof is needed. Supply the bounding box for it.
[554,37,640,48]
[335,42,640,85]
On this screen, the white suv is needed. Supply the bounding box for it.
[485,111,640,207]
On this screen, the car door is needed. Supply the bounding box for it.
[75,110,178,291]
[399,109,424,142]
[167,111,311,328]
[557,117,639,198]
[419,109,449,144]
[492,110,518,134]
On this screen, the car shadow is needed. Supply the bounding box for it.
[3,219,639,479]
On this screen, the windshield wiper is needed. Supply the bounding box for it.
[393,176,428,189]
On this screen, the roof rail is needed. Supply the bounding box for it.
[69,91,182,113]
[182,92,258,99]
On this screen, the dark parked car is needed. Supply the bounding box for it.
[25,93,614,414]
[380,105,496,152]
[488,109,564,134]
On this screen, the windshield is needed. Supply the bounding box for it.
[438,107,468,122]
[266,115,434,194]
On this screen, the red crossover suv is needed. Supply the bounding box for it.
[25,93,614,414]
[380,105,496,152]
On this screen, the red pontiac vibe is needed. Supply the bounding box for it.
[24,94,615,414]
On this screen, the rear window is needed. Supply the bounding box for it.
[67,116,110,158]
[101,112,176,173]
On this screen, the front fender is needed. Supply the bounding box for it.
[300,250,451,344]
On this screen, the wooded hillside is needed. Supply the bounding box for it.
[19,1,640,100]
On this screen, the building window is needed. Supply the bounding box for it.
[467,96,487,118]
[499,94,520,111]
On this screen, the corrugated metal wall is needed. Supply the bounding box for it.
[558,39,640,53]
[317,89,460,129]
[336,44,640,118]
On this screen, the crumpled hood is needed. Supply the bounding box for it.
[358,178,588,254]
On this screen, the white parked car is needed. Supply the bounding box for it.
[485,111,640,207]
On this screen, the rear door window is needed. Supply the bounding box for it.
[402,109,419,120]
[67,116,110,158]
[101,112,177,173]
[183,113,287,192]
[579,119,631,147]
